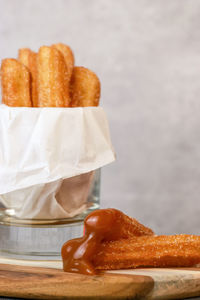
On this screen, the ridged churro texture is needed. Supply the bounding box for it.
[52,43,74,81]
[37,46,71,107]
[1,59,32,107]
[70,66,100,107]
[18,48,38,107]
[102,209,154,239]
[61,208,154,275]
[119,214,154,238]
[93,235,200,270]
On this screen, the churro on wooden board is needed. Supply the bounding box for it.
[61,208,200,275]
[93,235,200,270]
[37,46,71,107]
[52,43,74,81]
[61,209,153,275]
[1,58,32,107]
[18,48,38,107]
[70,66,100,107]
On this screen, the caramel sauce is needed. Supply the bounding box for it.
[61,208,124,275]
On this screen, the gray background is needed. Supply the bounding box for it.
[1,0,200,234]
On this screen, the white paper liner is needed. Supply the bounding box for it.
[0,171,95,219]
[0,105,115,219]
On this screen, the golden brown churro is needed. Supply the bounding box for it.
[18,48,38,106]
[70,66,100,107]
[93,235,200,270]
[106,209,154,239]
[61,208,200,275]
[1,58,32,107]
[61,209,153,275]
[1,43,101,108]
[37,46,70,107]
[18,48,30,67]
[52,43,74,81]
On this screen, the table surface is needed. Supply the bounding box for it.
[1,258,200,300]
[1,297,200,300]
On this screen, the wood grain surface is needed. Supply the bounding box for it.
[0,264,153,300]
[1,262,200,299]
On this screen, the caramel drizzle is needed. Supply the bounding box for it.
[61,208,125,275]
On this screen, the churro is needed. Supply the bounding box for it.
[37,46,70,107]
[52,43,74,81]
[93,235,200,270]
[62,209,153,275]
[1,44,101,108]
[1,58,32,107]
[84,209,153,241]
[70,66,100,107]
[18,48,38,106]
[62,208,200,275]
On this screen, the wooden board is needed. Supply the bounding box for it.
[0,264,153,300]
[1,259,200,299]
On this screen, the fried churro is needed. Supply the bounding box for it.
[62,208,200,275]
[93,235,200,270]
[85,209,153,240]
[1,43,101,108]
[37,46,70,107]
[52,43,74,81]
[1,59,32,107]
[70,66,100,107]
[18,48,38,106]
[61,209,153,275]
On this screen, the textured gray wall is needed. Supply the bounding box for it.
[1,0,200,234]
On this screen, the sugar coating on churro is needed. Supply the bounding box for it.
[37,46,70,107]
[109,209,154,239]
[94,234,200,270]
[1,58,32,107]
[52,43,74,82]
[70,66,100,107]
[121,214,154,237]
[62,208,200,274]
[19,48,38,107]
[18,48,30,66]
[61,208,153,275]
[1,43,101,108]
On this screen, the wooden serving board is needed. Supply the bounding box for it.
[0,259,200,299]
